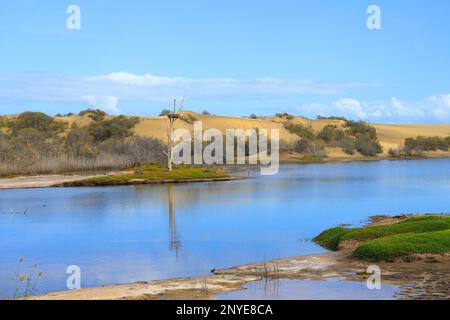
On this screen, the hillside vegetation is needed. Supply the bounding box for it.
[2,110,450,175]
[0,110,165,175]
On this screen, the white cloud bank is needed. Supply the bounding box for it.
[0,71,371,106]
[0,71,373,116]
[300,95,450,123]
[0,71,449,123]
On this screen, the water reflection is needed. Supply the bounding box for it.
[216,279,399,300]
[1,159,450,297]
[167,186,181,256]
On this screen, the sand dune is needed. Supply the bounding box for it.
[60,112,450,159]
[132,112,450,157]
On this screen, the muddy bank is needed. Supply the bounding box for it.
[54,176,244,187]
[0,173,244,189]
[25,249,449,300]
[216,251,450,300]
[25,274,261,300]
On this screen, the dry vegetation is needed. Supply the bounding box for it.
[0,110,165,176]
[2,109,450,176]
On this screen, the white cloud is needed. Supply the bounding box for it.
[299,94,450,123]
[2,71,450,123]
[0,72,372,112]
[332,98,367,119]
[83,96,120,115]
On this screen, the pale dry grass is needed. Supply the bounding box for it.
[0,155,132,176]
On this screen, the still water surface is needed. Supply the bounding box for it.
[1,159,450,297]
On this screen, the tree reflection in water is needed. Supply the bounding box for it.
[167,185,181,257]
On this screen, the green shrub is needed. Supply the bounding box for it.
[0,116,7,127]
[339,137,357,155]
[355,133,383,156]
[318,125,346,143]
[7,112,67,137]
[88,116,139,143]
[284,122,315,139]
[159,109,172,117]
[341,216,450,242]
[275,113,295,120]
[344,120,377,140]
[354,230,450,261]
[0,112,165,176]
[79,109,107,122]
[317,116,347,121]
[315,216,450,253]
[404,136,450,154]
[64,127,97,158]
[294,138,326,158]
[314,227,352,251]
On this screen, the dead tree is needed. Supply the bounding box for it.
[164,98,183,172]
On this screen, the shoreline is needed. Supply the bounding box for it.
[25,249,450,300]
[24,214,450,300]
[2,155,450,190]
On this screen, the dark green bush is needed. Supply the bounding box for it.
[318,125,346,143]
[295,138,326,158]
[355,133,383,156]
[284,122,315,139]
[344,120,377,140]
[404,136,450,153]
[317,116,347,121]
[0,111,167,176]
[159,109,172,117]
[7,112,66,137]
[0,116,7,127]
[79,109,107,122]
[88,116,139,143]
[275,113,295,120]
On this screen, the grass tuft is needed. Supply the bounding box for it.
[340,216,450,242]
[313,227,352,251]
[77,164,228,184]
[354,230,450,261]
[314,215,450,261]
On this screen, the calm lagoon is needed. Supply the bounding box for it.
[1,159,450,297]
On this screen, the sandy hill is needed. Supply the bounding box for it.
[128,112,450,159]
[9,111,450,161]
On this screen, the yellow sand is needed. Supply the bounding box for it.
[17,112,450,159]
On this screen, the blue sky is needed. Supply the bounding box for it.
[0,0,450,123]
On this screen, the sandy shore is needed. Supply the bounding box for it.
[24,214,450,300]
[25,249,449,300]
[0,174,104,189]
[25,274,262,300]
